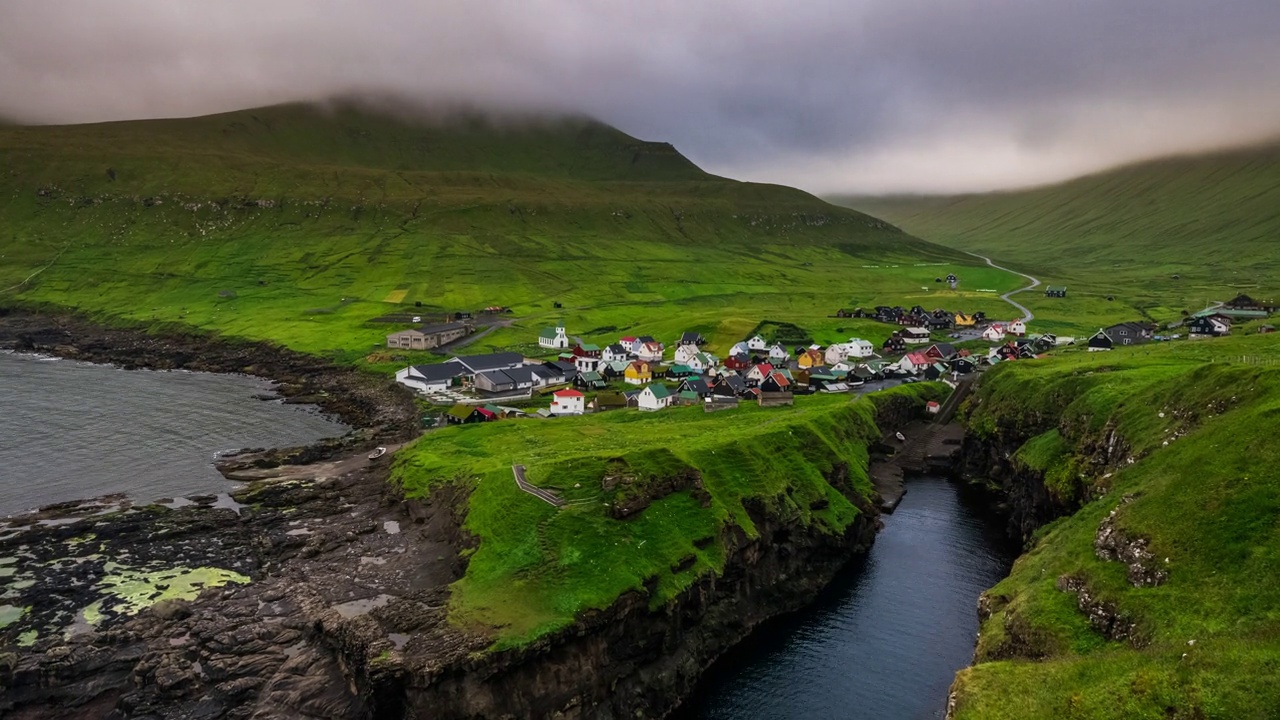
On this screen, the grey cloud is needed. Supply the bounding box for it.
[1,0,1278,193]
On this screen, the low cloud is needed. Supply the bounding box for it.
[2,0,1278,193]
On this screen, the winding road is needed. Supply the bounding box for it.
[967,252,1041,322]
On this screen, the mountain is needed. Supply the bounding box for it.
[0,100,1001,360]
[833,141,1280,331]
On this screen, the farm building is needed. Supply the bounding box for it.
[1044,286,1067,298]
[386,321,472,351]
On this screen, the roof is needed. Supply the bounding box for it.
[476,369,515,387]
[596,392,628,406]
[767,372,791,388]
[446,404,475,420]
[578,370,603,382]
[553,389,584,398]
[646,384,672,399]
[538,327,559,339]
[679,390,700,401]
[679,332,703,343]
[1046,285,1067,292]
[452,352,525,373]
[605,343,627,353]
[475,407,497,419]
[417,321,469,335]
[578,343,601,352]
[409,363,466,383]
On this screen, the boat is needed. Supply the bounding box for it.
[367,446,387,460]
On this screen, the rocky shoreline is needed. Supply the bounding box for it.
[0,308,935,719]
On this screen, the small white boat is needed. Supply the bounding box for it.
[367,447,388,460]
[895,432,907,442]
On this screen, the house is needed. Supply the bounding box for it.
[590,392,628,412]
[897,351,932,374]
[602,343,630,362]
[638,384,673,411]
[678,377,712,398]
[768,344,791,362]
[574,355,601,374]
[396,363,466,393]
[549,389,585,416]
[954,312,976,327]
[445,404,487,425]
[902,327,931,345]
[674,390,701,406]
[1259,325,1276,335]
[723,354,752,371]
[624,360,653,385]
[712,374,749,398]
[746,335,769,352]
[685,352,718,372]
[729,341,750,357]
[619,336,640,353]
[538,360,576,386]
[1044,286,1067,298]
[667,364,694,379]
[673,344,700,365]
[797,348,825,368]
[452,352,528,377]
[678,331,707,346]
[599,360,630,380]
[1188,315,1231,338]
[882,333,906,355]
[761,371,791,393]
[538,325,570,350]
[1007,320,1027,336]
[386,321,472,351]
[573,343,602,359]
[1087,329,1114,351]
[924,343,957,361]
[636,341,665,363]
[982,325,1006,342]
[474,365,539,395]
[926,400,942,415]
[574,370,607,390]
[924,362,951,381]
[1104,322,1155,347]
[745,363,774,385]
[949,356,979,375]
[1223,293,1275,312]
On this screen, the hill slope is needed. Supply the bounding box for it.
[0,100,1019,359]
[834,142,1280,334]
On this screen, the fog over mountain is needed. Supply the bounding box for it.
[3,0,1279,193]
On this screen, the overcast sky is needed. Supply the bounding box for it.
[3,0,1279,194]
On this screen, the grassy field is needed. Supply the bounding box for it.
[951,332,1280,718]
[0,101,1023,365]
[393,384,941,646]
[832,141,1280,336]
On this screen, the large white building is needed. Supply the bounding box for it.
[549,389,585,415]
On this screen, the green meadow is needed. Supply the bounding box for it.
[834,141,1280,336]
[952,332,1280,718]
[0,101,1022,366]
[393,385,941,646]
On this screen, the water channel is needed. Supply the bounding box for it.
[679,476,1018,720]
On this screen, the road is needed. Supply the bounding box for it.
[967,252,1040,322]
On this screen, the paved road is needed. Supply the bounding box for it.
[967,252,1041,322]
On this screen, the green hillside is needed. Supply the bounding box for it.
[951,332,1280,718]
[0,100,1021,361]
[834,142,1280,335]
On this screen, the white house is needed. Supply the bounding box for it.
[549,389,585,415]
[395,364,463,393]
[673,344,700,365]
[982,325,1006,342]
[768,344,790,362]
[824,344,849,366]
[638,384,673,411]
[602,343,630,362]
[636,341,665,362]
[538,325,570,350]
[903,327,932,344]
[745,364,774,385]
[730,341,750,357]
[1007,320,1027,336]
[746,334,768,351]
[574,355,601,374]
[844,338,876,358]
[684,352,718,373]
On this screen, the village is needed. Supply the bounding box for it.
[383,291,1274,425]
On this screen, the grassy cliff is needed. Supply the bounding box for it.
[952,333,1280,718]
[833,142,1280,335]
[0,100,1021,362]
[392,386,941,647]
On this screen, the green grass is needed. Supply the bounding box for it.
[392,385,942,646]
[952,332,1280,718]
[0,101,1022,364]
[832,141,1280,336]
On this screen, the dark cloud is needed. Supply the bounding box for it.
[2,0,1278,192]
